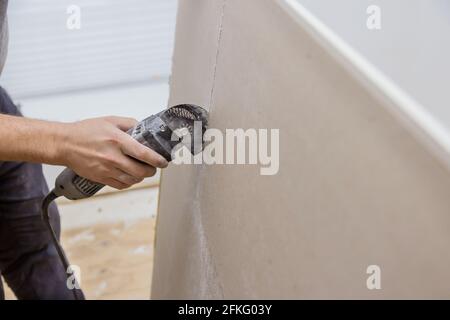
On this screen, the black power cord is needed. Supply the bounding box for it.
[41,190,84,300]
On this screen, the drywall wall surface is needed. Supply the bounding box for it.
[152,0,450,299]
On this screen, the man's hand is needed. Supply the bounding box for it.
[58,116,168,190]
[0,114,168,190]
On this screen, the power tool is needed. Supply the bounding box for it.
[41,104,208,299]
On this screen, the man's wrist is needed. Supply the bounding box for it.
[47,121,70,166]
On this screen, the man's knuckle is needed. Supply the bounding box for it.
[102,155,117,165]
[109,130,123,144]
[108,137,120,147]
[105,116,118,123]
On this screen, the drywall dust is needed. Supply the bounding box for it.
[191,166,224,299]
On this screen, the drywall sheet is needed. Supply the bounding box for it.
[152,0,450,299]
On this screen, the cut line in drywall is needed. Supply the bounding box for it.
[208,0,228,114]
[278,0,450,170]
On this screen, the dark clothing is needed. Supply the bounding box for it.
[0,87,82,299]
[0,0,8,74]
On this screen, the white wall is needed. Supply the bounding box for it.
[298,0,450,132]
[1,0,178,99]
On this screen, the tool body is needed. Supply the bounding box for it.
[41,104,208,299]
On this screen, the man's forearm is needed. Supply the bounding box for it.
[0,114,66,164]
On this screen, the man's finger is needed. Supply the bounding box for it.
[111,168,143,185]
[115,157,157,179]
[119,133,168,168]
[103,177,130,190]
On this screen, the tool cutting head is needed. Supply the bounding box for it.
[130,104,208,161]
